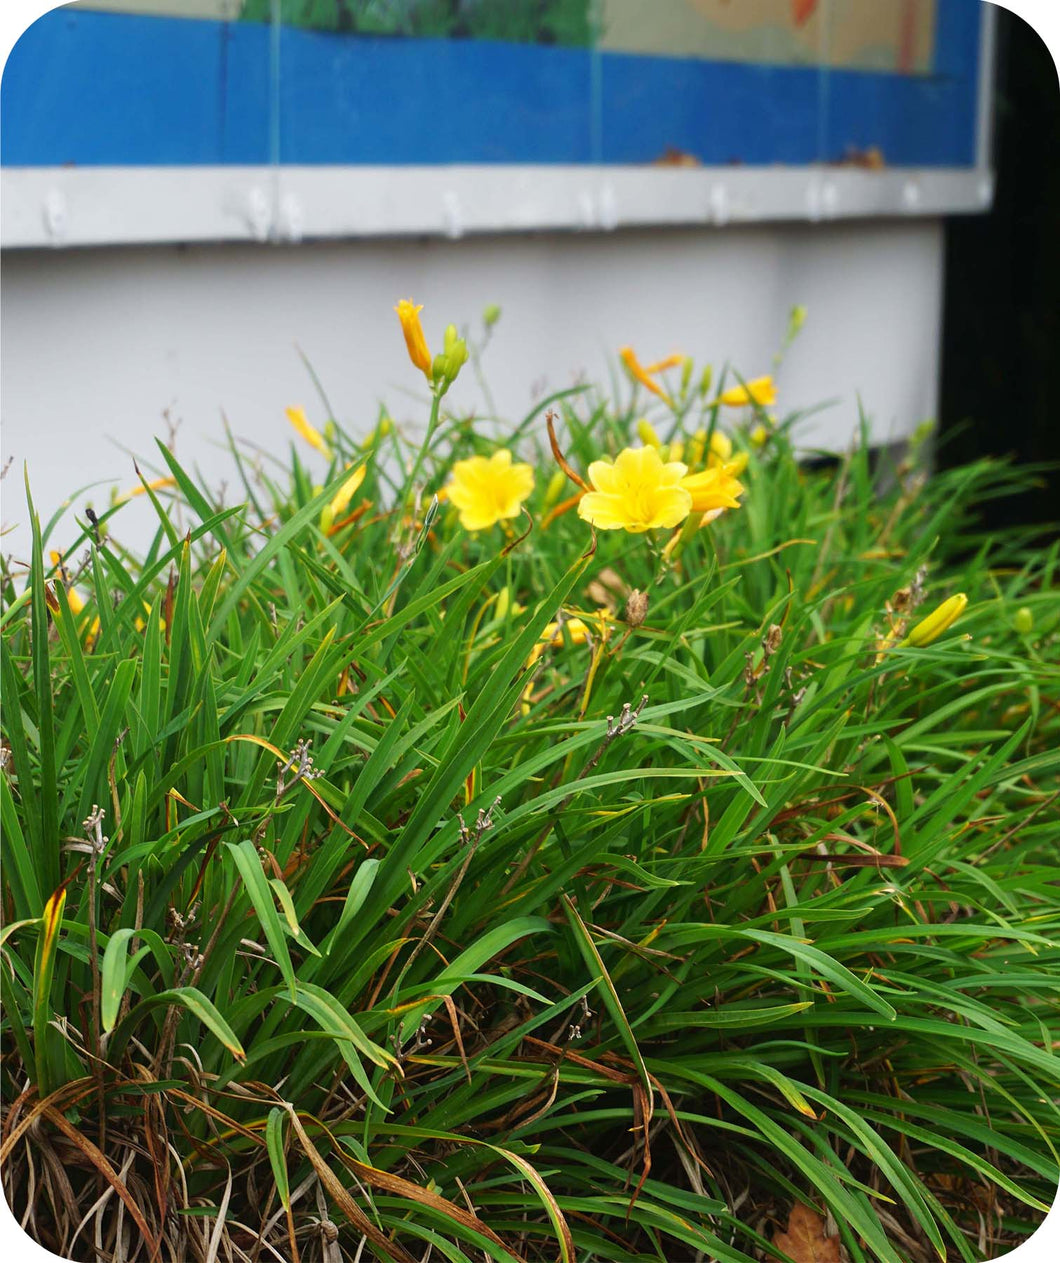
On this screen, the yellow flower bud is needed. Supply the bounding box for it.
[620,346,676,405]
[750,423,769,448]
[321,463,367,532]
[543,467,568,509]
[494,585,511,622]
[1013,607,1034,634]
[902,594,968,647]
[689,428,708,467]
[708,430,733,463]
[718,376,777,408]
[636,418,662,449]
[482,303,501,329]
[394,298,433,381]
[428,323,469,395]
[286,406,332,459]
[113,475,178,505]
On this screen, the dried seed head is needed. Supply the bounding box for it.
[605,695,648,740]
[890,566,928,616]
[457,794,502,847]
[763,623,783,654]
[625,588,649,628]
[83,805,108,854]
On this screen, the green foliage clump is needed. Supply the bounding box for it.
[240,0,597,46]
[2,341,1058,1262]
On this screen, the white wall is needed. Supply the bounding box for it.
[0,219,943,558]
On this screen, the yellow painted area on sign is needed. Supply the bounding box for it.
[600,0,937,74]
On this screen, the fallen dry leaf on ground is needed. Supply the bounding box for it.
[772,1202,841,1263]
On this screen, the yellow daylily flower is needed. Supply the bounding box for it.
[718,376,777,408]
[901,594,968,647]
[394,298,433,381]
[578,446,692,533]
[286,406,332,459]
[680,459,746,519]
[620,347,683,404]
[447,449,535,532]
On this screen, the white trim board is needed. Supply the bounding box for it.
[1,164,995,250]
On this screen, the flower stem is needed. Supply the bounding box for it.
[404,391,441,517]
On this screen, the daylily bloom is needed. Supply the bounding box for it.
[902,594,968,647]
[394,299,433,381]
[286,406,332,459]
[718,376,777,408]
[680,459,746,520]
[620,347,684,404]
[447,449,535,531]
[578,446,692,533]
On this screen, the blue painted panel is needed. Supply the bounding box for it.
[1,5,981,169]
[600,56,821,165]
[2,10,271,165]
[277,29,592,164]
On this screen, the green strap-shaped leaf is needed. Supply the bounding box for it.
[227,840,297,1001]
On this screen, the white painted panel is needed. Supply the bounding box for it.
[0,220,943,558]
[1,165,991,248]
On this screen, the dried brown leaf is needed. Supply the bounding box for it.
[772,1202,841,1263]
